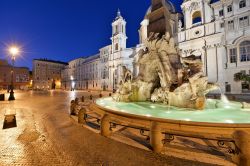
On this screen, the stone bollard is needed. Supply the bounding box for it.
[100,114,111,137]
[75,97,79,105]
[150,122,163,153]
[232,130,250,166]
[78,107,86,124]
[81,96,85,102]
[70,100,75,115]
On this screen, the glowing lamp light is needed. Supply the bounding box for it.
[8,46,20,56]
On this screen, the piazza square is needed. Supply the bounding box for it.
[0,0,250,165]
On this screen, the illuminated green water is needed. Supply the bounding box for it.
[96,97,250,124]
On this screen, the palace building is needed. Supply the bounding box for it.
[178,0,250,93]
[0,59,30,90]
[33,59,68,89]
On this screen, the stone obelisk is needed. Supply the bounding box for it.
[146,0,173,37]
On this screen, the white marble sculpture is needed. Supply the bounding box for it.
[113,32,218,110]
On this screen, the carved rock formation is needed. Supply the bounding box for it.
[113,32,218,110]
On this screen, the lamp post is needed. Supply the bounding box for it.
[8,46,20,101]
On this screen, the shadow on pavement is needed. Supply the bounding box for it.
[3,118,17,129]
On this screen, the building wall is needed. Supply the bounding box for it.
[61,58,84,90]
[0,59,29,90]
[33,59,67,90]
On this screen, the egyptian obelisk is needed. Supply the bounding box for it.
[147,0,173,37]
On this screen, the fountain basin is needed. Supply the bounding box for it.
[90,97,250,166]
[95,97,250,124]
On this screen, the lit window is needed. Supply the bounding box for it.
[227,5,232,12]
[239,16,249,28]
[229,48,237,63]
[228,20,234,30]
[219,10,224,17]
[239,0,246,8]
[240,41,250,62]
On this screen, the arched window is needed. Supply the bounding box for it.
[192,11,202,25]
[240,41,250,62]
[239,0,246,8]
[115,43,119,51]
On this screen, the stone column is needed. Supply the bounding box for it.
[78,107,86,124]
[232,130,250,166]
[150,122,163,153]
[100,114,111,137]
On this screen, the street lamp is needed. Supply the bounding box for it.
[8,46,20,101]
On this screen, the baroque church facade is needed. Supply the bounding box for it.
[138,0,250,94]
[178,0,250,93]
[61,10,134,91]
[61,0,249,94]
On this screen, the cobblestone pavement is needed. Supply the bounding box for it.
[0,90,219,166]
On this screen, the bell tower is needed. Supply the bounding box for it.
[181,0,213,29]
[111,9,127,53]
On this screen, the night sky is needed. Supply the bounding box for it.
[0,0,183,70]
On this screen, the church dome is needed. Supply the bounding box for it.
[145,0,176,17]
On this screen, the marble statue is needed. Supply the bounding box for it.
[121,66,133,84]
[113,32,218,110]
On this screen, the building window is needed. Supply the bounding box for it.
[239,16,249,28]
[115,25,118,34]
[220,23,224,28]
[229,48,237,63]
[225,83,231,92]
[219,10,224,17]
[227,5,232,12]
[228,20,234,30]
[239,0,246,8]
[240,41,250,62]
[192,11,202,25]
[242,82,249,91]
[115,43,119,51]
[241,70,246,74]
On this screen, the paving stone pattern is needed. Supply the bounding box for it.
[0,90,219,166]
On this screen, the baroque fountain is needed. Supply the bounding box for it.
[89,32,250,166]
[83,1,250,165]
[113,32,217,110]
